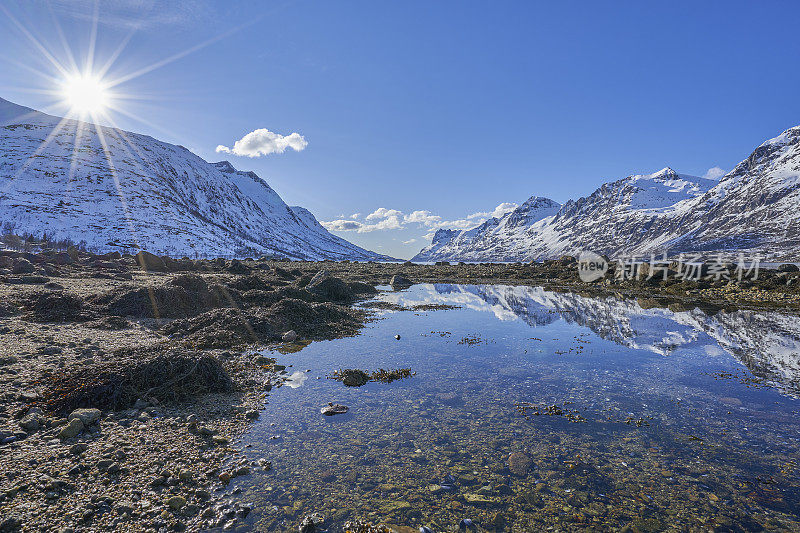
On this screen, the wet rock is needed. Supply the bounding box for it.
[282,330,299,342]
[320,403,349,416]
[507,451,532,476]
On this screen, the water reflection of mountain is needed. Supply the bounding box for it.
[385,284,800,394]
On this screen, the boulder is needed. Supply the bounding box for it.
[134,251,166,272]
[778,263,800,272]
[390,274,412,288]
[11,258,35,274]
[58,418,84,439]
[68,408,101,426]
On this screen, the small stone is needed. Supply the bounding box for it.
[166,495,187,510]
[179,470,193,482]
[58,418,84,439]
[245,410,260,420]
[219,472,232,483]
[507,452,532,476]
[235,466,250,477]
[212,435,229,445]
[320,403,349,416]
[69,442,89,455]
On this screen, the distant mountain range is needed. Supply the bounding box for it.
[0,97,392,261]
[414,125,800,262]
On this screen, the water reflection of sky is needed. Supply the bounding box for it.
[379,284,800,394]
[231,284,800,532]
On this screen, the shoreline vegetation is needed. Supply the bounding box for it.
[1,248,799,531]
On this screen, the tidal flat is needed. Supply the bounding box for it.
[1,251,800,531]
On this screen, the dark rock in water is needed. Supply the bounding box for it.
[390,274,412,288]
[339,369,369,387]
[394,334,401,340]
[320,403,349,416]
[436,392,462,406]
[299,514,325,532]
[508,451,532,476]
[778,263,799,272]
[305,270,353,301]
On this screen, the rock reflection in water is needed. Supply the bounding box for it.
[228,284,800,532]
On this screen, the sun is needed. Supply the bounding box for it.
[61,73,110,115]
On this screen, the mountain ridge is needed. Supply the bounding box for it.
[413,126,800,262]
[0,97,393,261]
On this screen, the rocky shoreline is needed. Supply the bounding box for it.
[1,250,799,532]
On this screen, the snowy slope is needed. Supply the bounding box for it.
[414,196,561,261]
[414,125,800,262]
[0,97,392,260]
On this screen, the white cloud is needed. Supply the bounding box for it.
[366,208,404,221]
[703,166,726,180]
[216,128,308,157]
[321,219,363,232]
[323,200,517,237]
[467,202,519,220]
[403,238,417,245]
[404,210,442,225]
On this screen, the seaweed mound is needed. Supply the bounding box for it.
[305,270,353,302]
[26,292,85,322]
[266,298,361,338]
[101,274,233,318]
[41,348,234,413]
[164,308,277,349]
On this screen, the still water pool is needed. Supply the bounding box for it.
[228,284,800,532]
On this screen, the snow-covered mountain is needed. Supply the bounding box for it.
[0,97,392,260]
[414,196,561,261]
[413,125,800,262]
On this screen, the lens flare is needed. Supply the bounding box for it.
[61,73,109,115]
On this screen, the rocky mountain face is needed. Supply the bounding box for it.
[414,125,800,262]
[0,97,392,261]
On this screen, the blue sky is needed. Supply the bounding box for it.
[1,0,799,259]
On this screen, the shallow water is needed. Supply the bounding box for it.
[227,284,800,532]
